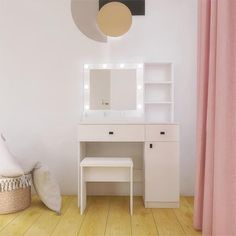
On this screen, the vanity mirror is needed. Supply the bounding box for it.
[90,69,137,110]
[83,63,144,121]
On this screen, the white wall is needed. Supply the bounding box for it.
[0,0,197,195]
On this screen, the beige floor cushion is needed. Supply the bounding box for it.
[33,163,61,214]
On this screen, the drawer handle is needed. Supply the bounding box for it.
[160,131,166,135]
[149,144,153,148]
[109,131,114,135]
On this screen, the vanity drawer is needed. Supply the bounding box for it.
[78,125,145,142]
[145,125,179,142]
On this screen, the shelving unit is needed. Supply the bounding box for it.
[144,63,174,123]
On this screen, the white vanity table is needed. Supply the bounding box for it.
[78,123,179,208]
[78,63,179,209]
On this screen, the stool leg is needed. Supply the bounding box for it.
[130,166,133,215]
[80,166,87,215]
[78,163,80,208]
[80,166,83,214]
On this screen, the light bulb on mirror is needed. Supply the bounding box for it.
[102,64,107,69]
[137,85,142,90]
[137,104,142,109]
[84,64,89,69]
[85,105,89,110]
[120,64,125,68]
[84,85,89,90]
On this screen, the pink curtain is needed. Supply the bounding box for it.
[194,0,236,235]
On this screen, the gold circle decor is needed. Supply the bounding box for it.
[97,2,132,37]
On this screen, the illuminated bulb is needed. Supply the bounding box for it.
[102,64,107,69]
[138,64,143,69]
[120,64,125,68]
[84,85,89,90]
[85,105,89,110]
[137,104,142,109]
[84,64,89,69]
[137,85,142,90]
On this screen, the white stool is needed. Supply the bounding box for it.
[80,157,133,215]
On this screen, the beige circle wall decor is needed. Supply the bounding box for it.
[71,0,145,43]
[97,2,132,37]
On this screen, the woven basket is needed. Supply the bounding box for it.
[0,174,32,214]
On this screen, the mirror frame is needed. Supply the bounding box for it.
[83,63,144,120]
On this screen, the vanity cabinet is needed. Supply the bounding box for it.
[144,142,179,207]
[144,124,179,207]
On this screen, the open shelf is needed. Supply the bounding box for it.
[144,62,174,123]
[145,83,172,103]
[144,63,172,82]
[145,104,173,123]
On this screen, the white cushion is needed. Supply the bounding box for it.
[33,163,62,214]
[0,134,24,177]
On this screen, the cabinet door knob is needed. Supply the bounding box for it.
[109,131,114,135]
[160,131,166,135]
[149,144,153,148]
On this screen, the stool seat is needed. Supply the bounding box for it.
[80,157,133,167]
[80,157,133,215]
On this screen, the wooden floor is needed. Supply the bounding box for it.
[0,196,201,236]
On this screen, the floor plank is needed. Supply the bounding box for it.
[51,197,85,236]
[105,196,131,236]
[132,197,158,236]
[185,196,194,209]
[152,208,185,236]
[0,211,21,232]
[78,196,110,236]
[0,197,45,236]
[173,197,201,236]
[24,196,71,236]
[0,196,201,236]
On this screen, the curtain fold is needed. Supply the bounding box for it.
[194,0,236,235]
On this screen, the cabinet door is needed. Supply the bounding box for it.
[145,142,179,202]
